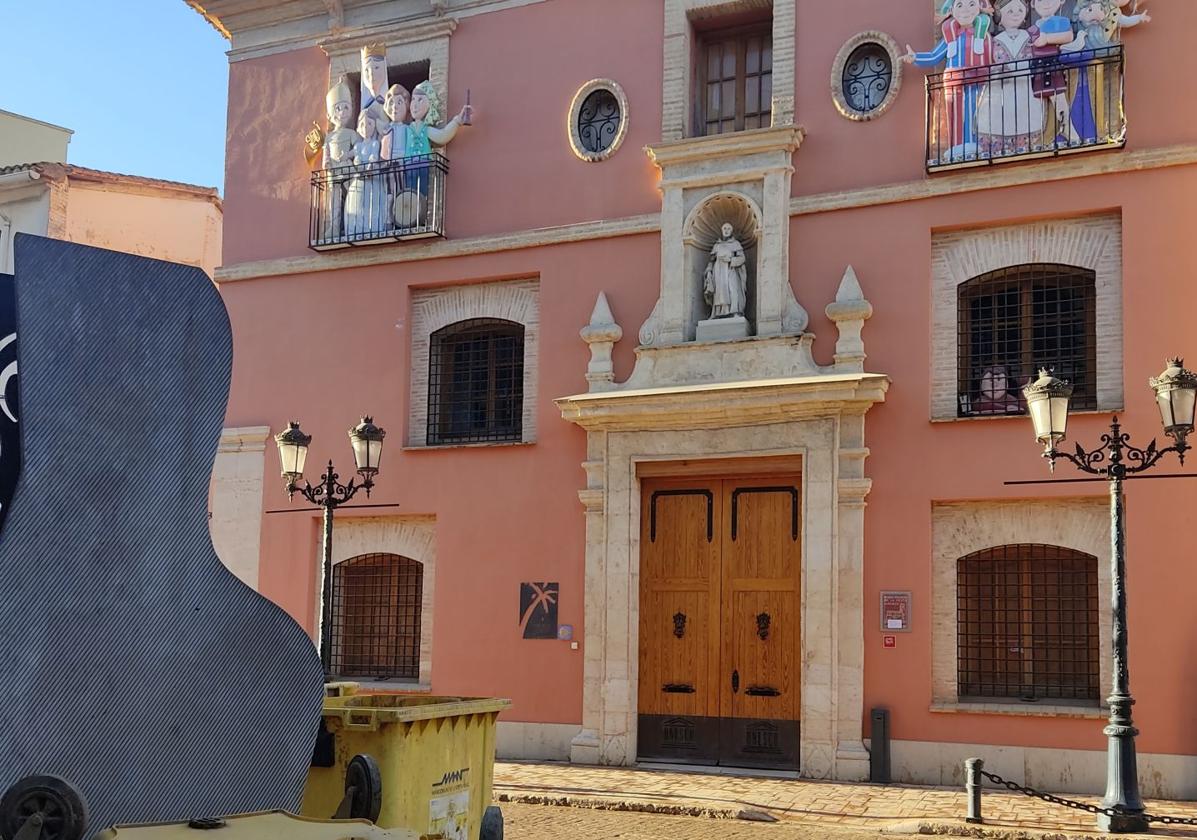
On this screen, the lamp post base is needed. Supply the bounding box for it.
[1097,715,1146,834]
[1096,812,1148,834]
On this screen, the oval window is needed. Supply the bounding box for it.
[577,88,621,155]
[841,43,894,115]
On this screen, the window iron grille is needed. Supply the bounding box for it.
[427,318,524,445]
[957,263,1096,419]
[310,153,448,251]
[842,42,894,114]
[925,45,1124,171]
[577,88,621,155]
[699,23,773,136]
[957,544,1100,703]
[328,553,423,680]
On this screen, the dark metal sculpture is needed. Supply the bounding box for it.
[0,236,325,839]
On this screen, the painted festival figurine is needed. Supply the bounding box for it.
[321,77,361,241]
[905,0,995,161]
[977,0,1044,157]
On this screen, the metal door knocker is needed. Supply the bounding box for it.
[673,612,687,639]
[756,612,771,640]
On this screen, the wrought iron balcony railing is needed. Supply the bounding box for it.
[309,153,448,251]
[926,45,1124,172]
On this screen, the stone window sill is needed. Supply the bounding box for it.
[337,679,432,694]
[930,407,1123,425]
[402,440,535,452]
[931,701,1105,719]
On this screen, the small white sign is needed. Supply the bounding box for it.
[887,618,903,630]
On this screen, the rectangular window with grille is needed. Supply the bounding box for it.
[329,553,423,680]
[957,263,1097,418]
[697,22,772,136]
[957,544,1100,703]
[427,318,524,445]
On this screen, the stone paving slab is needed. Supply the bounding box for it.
[493,761,1197,838]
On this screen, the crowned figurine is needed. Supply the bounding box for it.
[359,43,392,136]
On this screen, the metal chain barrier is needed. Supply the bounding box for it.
[980,769,1197,826]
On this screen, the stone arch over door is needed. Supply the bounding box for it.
[329,515,436,687]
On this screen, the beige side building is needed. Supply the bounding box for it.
[0,109,222,277]
[0,163,222,277]
[0,110,71,169]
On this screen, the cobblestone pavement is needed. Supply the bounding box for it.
[503,803,888,839]
[494,762,1197,838]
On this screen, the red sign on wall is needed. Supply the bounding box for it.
[883,635,897,648]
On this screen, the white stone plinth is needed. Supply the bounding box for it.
[696,315,749,342]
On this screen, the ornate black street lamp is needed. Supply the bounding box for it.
[1022,360,1197,834]
[274,416,387,676]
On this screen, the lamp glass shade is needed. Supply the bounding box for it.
[1023,369,1073,447]
[1150,358,1197,440]
[349,417,386,476]
[274,422,311,480]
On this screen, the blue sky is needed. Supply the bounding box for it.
[2,2,230,191]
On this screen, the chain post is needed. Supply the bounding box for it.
[965,758,984,824]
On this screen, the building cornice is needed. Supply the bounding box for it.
[200,0,547,62]
[213,143,1197,285]
[218,425,272,454]
[555,373,890,433]
[320,16,457,56]
[645,125,806,170]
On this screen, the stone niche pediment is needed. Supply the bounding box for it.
[639,126,809,355]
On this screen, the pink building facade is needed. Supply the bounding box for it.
[194,0,1197,796]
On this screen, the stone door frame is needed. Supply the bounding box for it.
[567,402,877,781]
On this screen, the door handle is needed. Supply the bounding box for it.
[745,685,781,697]
[663,683,696,694]
[731,669,739,694]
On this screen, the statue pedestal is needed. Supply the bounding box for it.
[696,315,750,343]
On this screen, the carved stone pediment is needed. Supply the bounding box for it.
[639,127,807,352]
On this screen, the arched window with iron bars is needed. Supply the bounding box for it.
[957,544,1100,704]
[427,318,524,445]
[957,263,1096,418]
[329,553,423,680]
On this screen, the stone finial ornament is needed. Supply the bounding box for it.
[581,292,622,392]
[825,265,873,372]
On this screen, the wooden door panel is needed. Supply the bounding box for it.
[638,589,710,717]
[638,480,722,763]
[718,479,801,769]
[730,590,797,721]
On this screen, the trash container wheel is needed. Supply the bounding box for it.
[480,805,503,840]
[345,753,383,823]
[0,775,88,840]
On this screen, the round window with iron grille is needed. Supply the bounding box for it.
[568,79,629,162]
[830,32,903,122]
[842,44,893,115]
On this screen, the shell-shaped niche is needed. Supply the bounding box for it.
[684,192,762,253]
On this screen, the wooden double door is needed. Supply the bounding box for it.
[637,475,801,770]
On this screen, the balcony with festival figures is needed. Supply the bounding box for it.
[307,60,469,252]
[907,0,1146,173]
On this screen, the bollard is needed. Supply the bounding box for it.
[965,758,984,824]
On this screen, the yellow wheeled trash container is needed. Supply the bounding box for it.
[303,684,510,840]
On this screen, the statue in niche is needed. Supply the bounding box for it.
[359,43,392,136]
[703,223,748,319]
[321,77,361,241]
[344,110,386,236]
